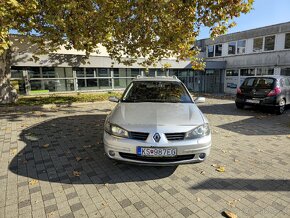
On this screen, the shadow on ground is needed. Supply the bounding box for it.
[198,102,290,116]
[9,115,176,184]
[199,103,290,136]
[191,178,290,192]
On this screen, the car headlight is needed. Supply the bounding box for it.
[185,123,210,139]
[104,121,129,138]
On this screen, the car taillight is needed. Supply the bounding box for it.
[237,88,242,94]
[267,87,281,97]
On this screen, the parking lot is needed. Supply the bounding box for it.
[0,98,290,218]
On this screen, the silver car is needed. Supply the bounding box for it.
[104,76,211,165]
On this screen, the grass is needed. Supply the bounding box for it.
[9,92,123,106]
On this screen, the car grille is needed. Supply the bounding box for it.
[119,153,195,162]
[129,132,149,141]
[165,133,185,141]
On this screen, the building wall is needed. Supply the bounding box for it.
[200,22,290,94]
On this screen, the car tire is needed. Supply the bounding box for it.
[276,99,286,115]
[236,102,245,109]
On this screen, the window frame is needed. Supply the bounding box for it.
[237,40,246,54]
[264,35,275,51]
[214,44,222,57]
[227,41,236,55]
[253,37,264,52]
[207,45,214,57]
[285,32,290,49]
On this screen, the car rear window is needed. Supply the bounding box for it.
[242,78,276,89]
[122,81,192,103]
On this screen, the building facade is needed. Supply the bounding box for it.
[199,21,290,94]
[9,35,225,95]
[7,21,290,95]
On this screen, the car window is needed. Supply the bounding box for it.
[255,78,275,89]
[242,78,275,89]
[242,78,255,87]
[122,81,192,103]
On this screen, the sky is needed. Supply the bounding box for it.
[198,0,290,39]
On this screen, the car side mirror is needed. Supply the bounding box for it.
[195,97,205,104]
[109,96,119,103]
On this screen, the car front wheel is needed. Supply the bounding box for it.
[276,99,286,115]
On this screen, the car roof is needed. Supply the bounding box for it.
[133,76,180,82]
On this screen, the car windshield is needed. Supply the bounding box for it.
[122,81,193,103]
[242,77,276,89]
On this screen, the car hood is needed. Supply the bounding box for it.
[109,103,205,132]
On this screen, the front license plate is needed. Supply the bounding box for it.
[246,99,260,104]
[137,147,177,157]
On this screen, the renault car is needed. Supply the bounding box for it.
[103,76,211,165]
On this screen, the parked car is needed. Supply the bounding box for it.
[103,76,211,165]
[235,75,290,114]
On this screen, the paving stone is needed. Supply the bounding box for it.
[70,202,84,212]
[119,199,132,208]
[179,207,193,217]
[1,99,290,218]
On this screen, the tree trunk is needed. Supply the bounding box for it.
[0,48,18,104]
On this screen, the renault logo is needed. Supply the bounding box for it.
[153,133,161,142]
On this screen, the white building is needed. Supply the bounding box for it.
[7,21,290,95]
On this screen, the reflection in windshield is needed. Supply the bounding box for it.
[122,81,192,103]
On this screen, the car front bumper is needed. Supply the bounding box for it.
[103,132,211,166]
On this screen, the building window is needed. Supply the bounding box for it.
[10,66,24,78]
[240,69,255,76]
[228,42,236,55]
[27,67,41,78]
[264,35,275,51]
[86,68,95,77]
[226,70,238,76]
[285,33,290,49]
[215,44,222,56]
[253,37,263,52]
[256,68,274,75]
[207,45,214,57]
[281,68,290,76]
[237,40,246,54]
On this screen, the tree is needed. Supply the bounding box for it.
[0,0,253,103]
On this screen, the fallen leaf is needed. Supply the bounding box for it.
[42,144,49,148]
[227,199,240,207]
[196,197,201,202]
[211,164,218,167]
[47,212,55,217]
[101,202,108,206]
[29,179,39,185]
[216,166,225,172]
[73,171,81,177]
[76,157,82,162]
[223,210,238,218]
[10,149,17,156]
[287,135,290,139]
[200,171,205,175]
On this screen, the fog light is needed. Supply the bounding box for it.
[109,150,115,157]
[199,153,206,159]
